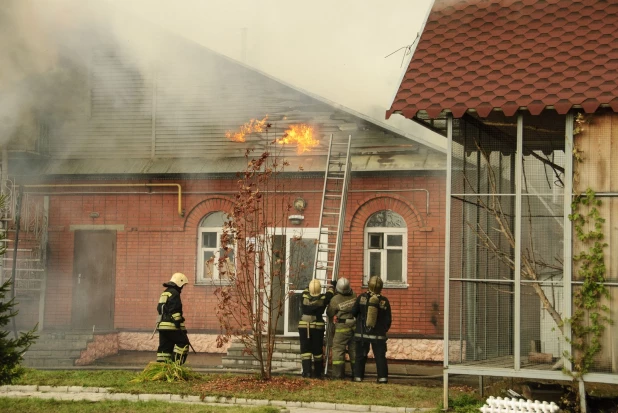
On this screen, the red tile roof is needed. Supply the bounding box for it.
[387,0,618,119]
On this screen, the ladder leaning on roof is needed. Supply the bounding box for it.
[312,133,352,286]
[311,134,352,375]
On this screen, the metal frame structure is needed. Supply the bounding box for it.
[442,111,618,409]
[312,134,352,285]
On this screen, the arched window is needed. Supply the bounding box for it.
[197,211,234,284]
[363,210,407,287]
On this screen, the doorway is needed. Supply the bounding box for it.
[71,230,116,330]
[281,228,324,336]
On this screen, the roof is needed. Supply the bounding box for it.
[387,0,618,120]
[10,6,445,176]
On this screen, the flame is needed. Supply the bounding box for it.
[278,124,319,153]
[225,116,268,142]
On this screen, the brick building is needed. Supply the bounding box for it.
[3,7,446,365]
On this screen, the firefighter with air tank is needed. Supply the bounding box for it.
[325,277,357,379]
[155,272,190,364]
[351,275,391,384]
[298,278,335,379]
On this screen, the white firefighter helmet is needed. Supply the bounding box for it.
[170,272,189,288]
[336,277,351,294]
[308,278,322,297]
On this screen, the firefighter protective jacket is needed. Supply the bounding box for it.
[156,282,186,331]
[327,289,357,322]
[298,286,334,330]
[352,291,392,339]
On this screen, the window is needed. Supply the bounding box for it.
[364,210,407,287]
[197,212,234,284]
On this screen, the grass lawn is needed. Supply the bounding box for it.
[12,368,463,409]
[0,398,280,413]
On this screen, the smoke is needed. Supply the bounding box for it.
[1,1,89,147]
[0,0,213,156]
[1,0,444,158]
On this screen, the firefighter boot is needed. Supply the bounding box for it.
[313,359,323,379]
[301,359,312,378]
[329,362,343,379]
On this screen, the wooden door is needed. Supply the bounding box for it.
[71,230,116,330]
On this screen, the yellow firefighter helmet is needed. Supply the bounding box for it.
[368,276,383,294]
[170,272,189,288]
[308,278,322,297]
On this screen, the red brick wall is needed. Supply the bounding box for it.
[43,173,445,338]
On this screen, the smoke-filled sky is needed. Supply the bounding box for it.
[107,0,444,150]
[0,0,443,152]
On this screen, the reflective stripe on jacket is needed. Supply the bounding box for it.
[156,285,185,331]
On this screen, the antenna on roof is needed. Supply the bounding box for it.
[384,32,420,68]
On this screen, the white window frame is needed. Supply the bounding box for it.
[196,224,234,285]
[363,226,408,288]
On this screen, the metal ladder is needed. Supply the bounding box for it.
[312,134,352,286]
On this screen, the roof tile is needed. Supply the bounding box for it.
[387,0,618,119]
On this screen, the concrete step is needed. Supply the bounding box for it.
[30,335,93,350]
[228,340,300,352]
[21,357,76,368]
[37,332,94,342]
[21,331,94,368]
[29,340,89,351]
[226,348,301,360]
[221,355,300,370]
[24,349,82,359]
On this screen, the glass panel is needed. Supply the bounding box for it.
[287,293,303,333]
[289,237,316,291]
[366,210,406,228]
[271,235,286,335]
[449,195,515,281]
[219,248,235,263]
[386,250,402,282]
[369,252,381,276]
[203,251,215,280]
[202,232,217,248]
[450,111,517,196]
[449,280,514,365]
[200,211,228,227]
[368,233,383,249]
[387,234,402,247]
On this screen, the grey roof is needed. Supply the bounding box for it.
[11,11,445,176]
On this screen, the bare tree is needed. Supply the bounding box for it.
[214,139,306,380]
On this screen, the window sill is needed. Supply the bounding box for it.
[194,280,233,287]
[362,283,408,289]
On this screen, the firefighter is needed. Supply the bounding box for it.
[156,272,190,364]
[351,276,391,383]
[326,277,357,379]
[298,278,335,379]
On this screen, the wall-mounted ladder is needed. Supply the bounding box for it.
[312,134,352,286]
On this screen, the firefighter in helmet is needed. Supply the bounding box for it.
[351,276,391,383]
[156,272,190,364]
[326,277,357,379]
[298,278,335,378]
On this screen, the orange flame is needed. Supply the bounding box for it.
[226,116,268,142]
[278,124,319,154]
